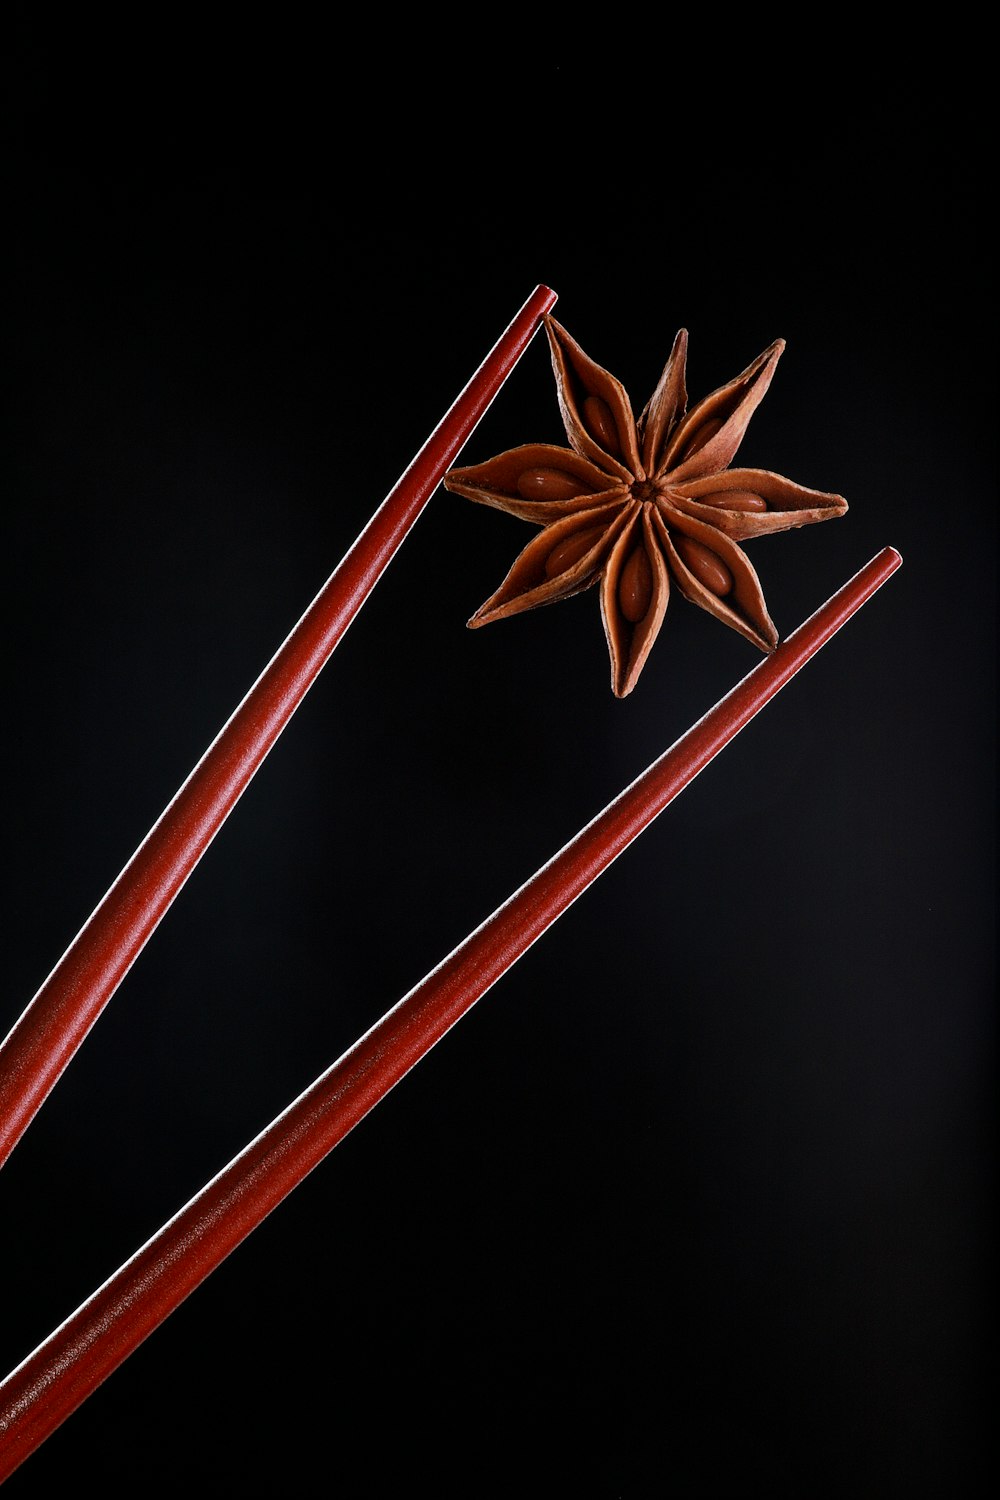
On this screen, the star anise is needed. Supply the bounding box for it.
[444,316,848,696]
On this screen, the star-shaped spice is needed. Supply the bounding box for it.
[444,316,848,696]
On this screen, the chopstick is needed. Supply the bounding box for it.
[0,283,557,1170]
[0,545,902,1482]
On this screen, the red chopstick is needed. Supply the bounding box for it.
[0,546,901,1481]
[0,283,557,1171]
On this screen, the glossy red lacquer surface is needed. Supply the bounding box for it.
[0,284,558,1171]
[0,547,901,1481]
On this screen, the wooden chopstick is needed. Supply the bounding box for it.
[0,283,557,1170]
[0,546,902,1482]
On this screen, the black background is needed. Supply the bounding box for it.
[2,38,994,1497]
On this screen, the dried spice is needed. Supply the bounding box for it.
[445,317,848,696]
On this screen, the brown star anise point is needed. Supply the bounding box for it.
[445,315,848,698]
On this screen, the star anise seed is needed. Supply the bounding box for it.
[445,316,848,697]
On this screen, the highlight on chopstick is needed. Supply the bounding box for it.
[0,547,901,1484]
[0,284,558,1173]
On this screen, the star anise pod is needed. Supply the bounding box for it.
[444,316,848,697]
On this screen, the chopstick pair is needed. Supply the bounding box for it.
[0,285,901,1481]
